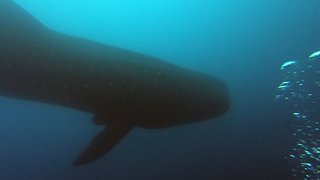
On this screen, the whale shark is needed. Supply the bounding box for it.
[0,0,230,166]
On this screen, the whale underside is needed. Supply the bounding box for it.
[0,0,230,166]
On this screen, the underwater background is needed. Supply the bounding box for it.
[0,0,319,179]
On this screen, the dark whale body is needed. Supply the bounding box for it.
[0,0,230,166]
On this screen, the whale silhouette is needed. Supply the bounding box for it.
[0,0,230,166]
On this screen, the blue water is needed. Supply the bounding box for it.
[1,0,319,179]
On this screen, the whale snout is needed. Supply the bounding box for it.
[196,76,230,119]
[210,83,230,116]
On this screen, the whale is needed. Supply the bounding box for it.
[0,0,230,166]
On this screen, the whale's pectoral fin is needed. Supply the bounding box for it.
[73,122,132,166]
